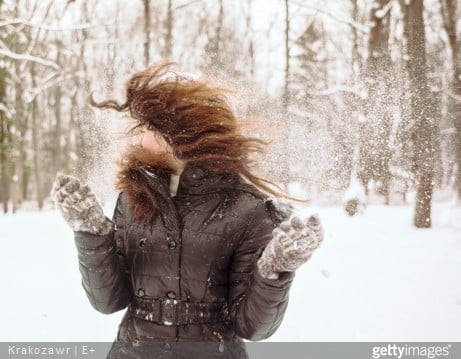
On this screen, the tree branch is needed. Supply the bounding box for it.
[174,0,202,11]
[447,89,461,102]
[0,47,60,69]
[0,18,113,31]
[307,85,366,99]
[292,0,369,34]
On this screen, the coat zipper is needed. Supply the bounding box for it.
[213,331,224,352]
[174,196,183,344]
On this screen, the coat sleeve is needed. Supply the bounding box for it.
[229,197,295,341]
[73,192,131,314]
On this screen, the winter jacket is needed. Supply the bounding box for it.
[73,163,295,358]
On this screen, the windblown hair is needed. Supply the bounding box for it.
[90,62,308,223]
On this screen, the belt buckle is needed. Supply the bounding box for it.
[161,298,176,326]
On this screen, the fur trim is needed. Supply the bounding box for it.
[115,145,184,224]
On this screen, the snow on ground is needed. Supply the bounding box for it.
[0,195,460,342]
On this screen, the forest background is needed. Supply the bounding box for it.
[1,0,460,228]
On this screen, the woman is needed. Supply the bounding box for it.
[52,63,324,358]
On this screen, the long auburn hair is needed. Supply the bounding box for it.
[90,62,308,223]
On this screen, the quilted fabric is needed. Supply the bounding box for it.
[73,163,295,358]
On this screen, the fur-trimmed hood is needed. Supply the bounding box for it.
[114,145,183,224]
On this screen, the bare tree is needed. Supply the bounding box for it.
[30,62,44,209]
[0,67,10,213]
[164,0,173,58]
[213,0,224,68]
[143,0,151,66]
[283,0,290,110]
[350,0,361,76]
[245,0,255,77]
[400,0,437,227]
[440,0,461,200]
[357,0,393,203]
[10,2,28,213]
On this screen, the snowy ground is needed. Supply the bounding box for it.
[1,194,460,342]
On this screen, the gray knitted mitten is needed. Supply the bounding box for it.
[52,173,113,235]
[257,213,324,279]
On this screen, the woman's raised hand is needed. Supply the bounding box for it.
[257,213,324,279]
[51,173,113,235]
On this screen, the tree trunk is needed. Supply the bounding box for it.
[164,0,173,58]
[283,0,290,111]
[53,45,62,175]
[359,0,393,204]
[401,0,436,228]
[440,0,461,200]
[350,0,361,76]
[0,68,9,213]
[143,0,151,66]
[204,0,224,72]
[31,63,44,209]
[245,0,255,77]
[11,59,25,213]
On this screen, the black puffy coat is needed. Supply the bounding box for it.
[73,164,295,358]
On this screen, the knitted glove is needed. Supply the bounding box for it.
[51,173,113,235]
[257,213,324,279]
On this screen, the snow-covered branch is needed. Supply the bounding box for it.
[291,1,369,34]
[0,48,60,70]
[306,85,367,99]
[174,0,203,11]
[0,18,113,31]
[23,71,82,103]
[0,103,14,118]
[375,0,394,19]
[447,90,461,102]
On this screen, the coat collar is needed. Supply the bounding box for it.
[143,163,241,198]
[137,163,242,231]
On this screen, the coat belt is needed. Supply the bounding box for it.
[128,296,230,326]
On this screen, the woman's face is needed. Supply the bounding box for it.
[136,127,172,155]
